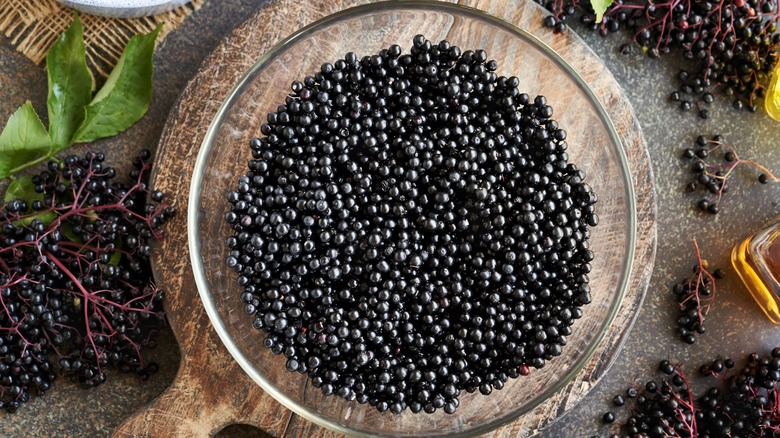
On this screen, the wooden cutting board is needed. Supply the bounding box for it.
[113,0,657,436]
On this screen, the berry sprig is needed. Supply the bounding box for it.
[684,134,779,214]
[671,240,723,344]
[0,150,173,413]
[601,349,780,437]
[602,361,700,436]
[541,0,780,116]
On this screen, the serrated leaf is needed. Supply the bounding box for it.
[0,102,53,179]
[591,0,614,23]
[71,25,161,144]
[4,176,57,227]
[4,176,37,204]
[47,13,93,149]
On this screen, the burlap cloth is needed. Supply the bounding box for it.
[0,0,204,76]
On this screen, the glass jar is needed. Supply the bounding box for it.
[732,215,780,323]
[766,61,780,121]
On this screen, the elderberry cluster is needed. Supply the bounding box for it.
[601,349,780,437]
[0,151,172,413]
[543,0,780,116]
[672,262,723,345]
[667,241,721,345]
[226,35,598,415]
[684,134,778,214]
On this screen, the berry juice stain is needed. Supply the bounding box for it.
[733,216,780,323]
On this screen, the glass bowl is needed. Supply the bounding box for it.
[189,2,636,436]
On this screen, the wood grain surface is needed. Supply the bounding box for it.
[113,0,656,436]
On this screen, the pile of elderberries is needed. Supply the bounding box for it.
[602,349,780,437]
[226,35,598,415]
[0,151,172,413]
[544,0,780,117]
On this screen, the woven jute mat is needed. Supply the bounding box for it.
[0,0,204,76]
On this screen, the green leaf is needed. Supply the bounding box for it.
[71,25,161,144]
[15,211,57,228]
[61,222,81,242]
[47,13,93,149]
[591,0,614,23]
[0,102,53,179]
[4,176,36,203]
[108,250,121,265]
[3,176,57,227]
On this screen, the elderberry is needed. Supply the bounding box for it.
[545,0,780,115]
[602,349,780,437]
[684,135,778,213]
[0,151,172,413]
[227,36,598,415]
[670,241,719,344]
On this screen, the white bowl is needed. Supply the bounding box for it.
[57,0,192,18]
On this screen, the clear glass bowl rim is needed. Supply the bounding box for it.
[187,1,637,436]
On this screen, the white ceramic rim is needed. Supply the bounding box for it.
[57,0,192,18]
[64,0,172,7]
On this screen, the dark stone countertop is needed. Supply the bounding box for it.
[1,0,780,436]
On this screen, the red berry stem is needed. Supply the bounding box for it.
[0,150,174,413]
[544,0,780,115]
[688,239,715,324]
[685,135,778,214]
[667,365,698,437]
[672,239,721,344]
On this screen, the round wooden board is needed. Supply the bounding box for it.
[114,0,657,436]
